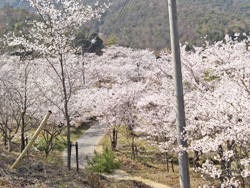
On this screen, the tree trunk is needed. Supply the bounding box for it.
[111,128,117,151]
[171,159,174,172]
[135,144,138,159]
[8,129,12,152]
[60,54,71,170]
[8,137,12,152]
[4,138,7,150]
[218,145,226,184]
[21,70,28,153]
[3,129,7,150]
[225,140,234,177]
[194,150,200,168]
[131,134,135,159]
[246,177,250,188]
[165,153,169,172]
[45,149,49,158]
[20,114,25,152]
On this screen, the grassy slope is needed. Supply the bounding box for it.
[99,128,215,188]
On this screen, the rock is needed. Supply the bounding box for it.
[31,162,43,172]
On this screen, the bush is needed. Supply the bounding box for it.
[87,147,122,174]
[106,34,117,46]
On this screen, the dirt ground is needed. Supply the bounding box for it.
[0,143,152,188]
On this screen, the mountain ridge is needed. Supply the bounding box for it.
[1,0,250,50]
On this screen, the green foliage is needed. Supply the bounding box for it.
[106,34,117,46]
[204,71,219,82]
[33,137,46,151]
[185,43,194,52]
[53,137,67,151]
[33,136,66,152]
[87,147,122,174]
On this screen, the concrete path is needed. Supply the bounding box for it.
[62,121,106,168]
[104,169,171,188]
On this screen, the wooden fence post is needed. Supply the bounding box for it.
[76,142,79,173]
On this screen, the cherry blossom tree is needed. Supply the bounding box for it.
[5,0,108,169]
[0,92,20,152]
[3,18,250,186]
[184,35,250,187]
[74,47,153,154]
[0,55,41,152]
[122,34,250,187]
[40,122,64,158]
[137,35,250,187]
[93,84,144,157]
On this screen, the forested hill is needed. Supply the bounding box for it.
[1,0,250,50]
[98,0,250,50]
[0,0,30,9]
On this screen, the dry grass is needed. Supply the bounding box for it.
[100,130,214,188]
[0,143,90,188]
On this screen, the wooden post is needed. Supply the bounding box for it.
[76,142,79,173]
[10,111,52,169]
[69,142,72,170]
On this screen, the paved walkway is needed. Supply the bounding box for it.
[104,169,171,188]
[62,122,106,168]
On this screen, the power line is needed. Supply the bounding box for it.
[101,0,121,30]
[109,0,133,34]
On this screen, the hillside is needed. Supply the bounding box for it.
[0,0,30,9]
[0,5,40,54]
[97,0,250,50]
[1,0,250,50]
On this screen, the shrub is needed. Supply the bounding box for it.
[87,147,122,174]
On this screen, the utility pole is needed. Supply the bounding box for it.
[80,36,97,86]
[136,62,140,82]
[81,47,85,86]
[168,0,190,187]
